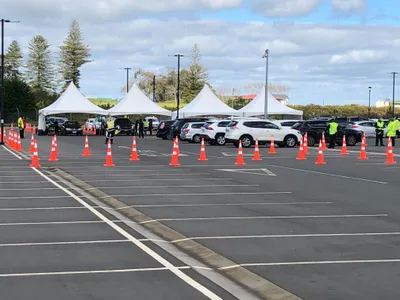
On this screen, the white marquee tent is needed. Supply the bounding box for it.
[107,84,171,116]
[37,82,107,131]
[239,87,303,117]
[171,85,239,119]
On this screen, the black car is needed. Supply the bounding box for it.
[295,120,363,146]
[60,121,83,136]
[114,118,133,135]
[156,120,175,140]
[169,117,210,140]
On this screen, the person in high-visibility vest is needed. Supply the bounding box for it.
[105,115,116,144]
[387,118,397,146]
[375,118,385,146]
[17,116,25,139]
[327,119,338,149]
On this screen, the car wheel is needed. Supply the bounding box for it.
[215,134,226,146]
[192,134,201,143]
[233,141,239,147]
[284,135,297,147]
[307,135,316,147]
[346,135,357,146]
[240,135,253,148]
[162,135,167,140]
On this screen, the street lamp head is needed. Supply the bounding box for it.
[368,86,372,89]
[262,49,269,58]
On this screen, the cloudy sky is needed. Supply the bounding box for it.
[2,0,400,105]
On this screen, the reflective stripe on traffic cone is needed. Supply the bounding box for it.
[48,138,58,162]
[30,142,41,168]
[2,129,6,144]
[296,137,307,160]
[53,135,59,154]
[104,140,115,167]
[315,140,326,165]
[252,138,261,161]
[175,137,180,156]
[130,136,140,161]
[15,133,22,152]
[303,132,309,155]
[384,137,396,165]
[82,135,92,157]
[322,132,327,150]
[235,141,246,166]
[358,135,368,160]
[340,135,349,155]
[198,138,208,161]
[268,136,277,154]
[30,133,35,153]
[169,139,180,166]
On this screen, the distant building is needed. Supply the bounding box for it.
[375,99,400,108]
[239,93,289,105]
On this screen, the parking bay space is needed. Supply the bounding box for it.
[0,146,239,300]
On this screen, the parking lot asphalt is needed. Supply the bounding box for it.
[9,132,400,299]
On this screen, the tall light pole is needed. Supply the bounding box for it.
[123,67,131,94]
[169,54,184,119]
[262,49,269,119]
[0,19,19,146]
[391,72,398,118]
[368,86,371,118]
[153,74,156,102]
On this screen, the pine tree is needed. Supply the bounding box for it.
[59,20,91,89]
[4,40,23,78]
[25,35,55,91]
[182,44,208,102]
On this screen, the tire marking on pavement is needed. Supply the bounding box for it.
[216,168,276,176]
[267,164,389,184]
[31,168,224,299]
[98,184,259,189]
[0,239,130,247]
[119,201,333,209]
[220,259,400,269]
[140,214,388,224]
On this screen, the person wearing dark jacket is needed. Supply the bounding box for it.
[138,119,144,139]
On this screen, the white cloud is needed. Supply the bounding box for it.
[250,0,322,17]
[2,0,400,105]
[331,0,367,14]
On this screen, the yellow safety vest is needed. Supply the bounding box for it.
[329,122,338,135]
[18,117,24,129]
[107,120,114,128]
[376,121,384,129]
[387,121,397,137]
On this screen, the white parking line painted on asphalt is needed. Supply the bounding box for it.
[0,187,62,191]
[32,168,225,299]
[0,239,130,247]
[121,201,333,209]
[0,220,122,226]
[65,173,212,176]
[0,196,72,200]
[98,184,259,189]
[220,259,400,269]
[84,178,233,183]
[172,231,400,242]
[140,214,388,224]
[0,206,107,211]
[107,191,292,198]
[0,266,193,278]
[1,146,23,159]
[216,168,276,176]
[267,164,389,184]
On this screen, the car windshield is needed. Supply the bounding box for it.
[65,121,80,127]
[291,122,303,129]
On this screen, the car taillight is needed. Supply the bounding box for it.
[184,129,190,133]
[205,126,213,130]
[160,123,165,129]
[352,125,358,128]
[231,125,239,130]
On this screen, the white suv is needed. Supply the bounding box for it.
[180,122,206,143]
[225,119,302,148]
[200,120,232,146]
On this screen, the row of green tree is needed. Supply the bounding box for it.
[2,20,91,121]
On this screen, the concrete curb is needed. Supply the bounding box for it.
[45,166,301,300]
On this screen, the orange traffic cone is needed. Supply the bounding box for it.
[82,135,92,157]
[169,139,180,166]
[198,138,208,161]
[252,138,261,161]
[130,136,140,161]
[296,137,307,160]
[303,132,309,155]
[268,136,277,154]
[12,132,17,149]
[358,136,368,160]
[15,133,22,152]
[30,133,35,153]
[104,141,115,167]
[384,137,396,165]
[322,132,327,150]
[2,129,6,144]
[175,137,180,156]
[30,142,41,168]
[315,140,326,165]
[235,141,246,166]
[53,135,59,154]
[8,131,12,146]
[48,138,58,162]
[340,135,349,155]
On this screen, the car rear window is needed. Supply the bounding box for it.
[227,121,238,127]
[191,123,203,129]
[217,121,231,127]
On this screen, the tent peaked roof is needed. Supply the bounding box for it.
[39,82,107,116]
[239,87,303,116]
[108,84,171,116]
[172,85,239,118]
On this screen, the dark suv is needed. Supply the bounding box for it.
[156,120,175,140]
[294,120,363,146]
[114,118,133,135]
[169,117,210,140]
